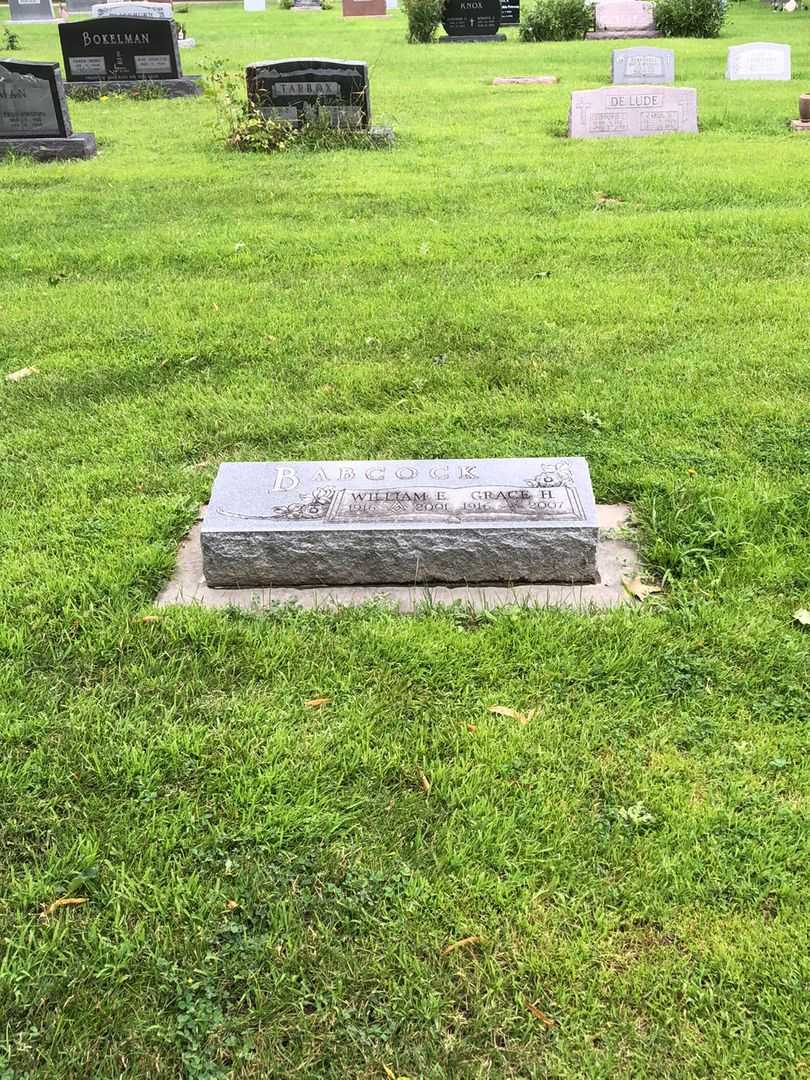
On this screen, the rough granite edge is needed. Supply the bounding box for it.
[0,133,97,160]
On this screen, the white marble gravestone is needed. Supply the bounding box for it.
[201,458,599,587]
[91,2,174,17]
[612,46,674,84]
[244,0,266,10]
[569,85,697,138]
[726,42,791,81]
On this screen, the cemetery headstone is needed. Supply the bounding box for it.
[67,0,96,12]
[386,0,398,8]
[0,58,96,159]
[243,0,266,9]
[91,2,174,18]
[8,0,58,23]
[726,42,791,81]
[569,84,697,138]
[342,0,386,15]
[500,0,520,26]
[293,0,322,10]
[247,57,370,126]
[612,46,674,84]
[59,15,201,96]
[200,458,599,587]
[587,0,658,39]
[439,0,505,41]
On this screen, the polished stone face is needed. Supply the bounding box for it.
[59,15,182,81]
[201,458,599,587]
[442,0,501,37]
[246,58,370,129]
[726,42,791,81]
[595,0,655,30]
[569,85,698,139]
[612,46,675,85]
[0,60,69,139]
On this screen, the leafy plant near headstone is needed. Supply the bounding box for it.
[2,28,22,51]
[654,0,726,36]
[402,0,443,42]
[518,0,592,41]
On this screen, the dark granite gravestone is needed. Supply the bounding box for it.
[440,0,505,41]
[500,0,520,26]
[58,16,201,97]
[246,58,371,128]
[0,59,96,159]
[201,457,598,587]
[8,0,58,22]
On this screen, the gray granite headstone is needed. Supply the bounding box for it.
[67,0,96,12]
[201,457,598,587]
[0,58,96,159]
[726,42,791,80]
[8,0,57,22]
[612,46,674,84]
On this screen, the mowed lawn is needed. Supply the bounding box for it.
[1,2,809,1076]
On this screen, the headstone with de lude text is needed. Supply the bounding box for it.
[201,458,598,588]
[612,46,674,84]
[569,84,697,138]
[726,42,791,80]
[7,0,58,23]
[440,0,505,41]
[59,15,201,96]
[0,59,96,159]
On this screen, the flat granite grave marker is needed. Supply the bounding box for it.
[8,0,58,22]
[439,0,505,42]
[726,42,791,80]
[246,57,392,141]
[612,46,674,84]
[587,0,658,39]
[200,458,598,588]
[569,84,697,138]
[0,58,96,159]
[59,15,201,96]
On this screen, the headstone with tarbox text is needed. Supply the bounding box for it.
[0,59,96,159]
[726,42,791,80]
[439,0,505,41]
[569,84,697,138]
[201,458,598,587]
[8,0,58,23]
[612,45,674,84]
[59,15,201,96]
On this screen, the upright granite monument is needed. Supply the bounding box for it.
[612,45,674,84]
[342,0,386,15]
[67,0,96,12]
[59,15,201,96]
[726,42,791,80]
[91,2,174,17]
[500,0,520,26]
[246,57,391,141]
[201,458,598,587]
[587,0,658,39]
[0,58,96,160]
[569,85,697,138]
[7,0,58,23]
[439,0,505,42]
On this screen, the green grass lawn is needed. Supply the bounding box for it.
[1,2,809,1076]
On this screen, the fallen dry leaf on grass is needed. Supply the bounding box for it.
[383,1066,413,1080]
[40,897,88,919]
[5,366,38,382]
[793,609,810,628]
[139,615,160,623]
[488,705,539,726]
[225,899,238,911]
[418,770,431,795]
[304,697,332,708]
[524,998,556,1028]
[623,575,663,602]
[440,935,482,956]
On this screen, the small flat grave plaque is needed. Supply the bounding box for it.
[201,458,599,587]
[441,0,503,38]
[569,84,697,138]
[726,42,791,81]
[59,15,181,81]
[8,0,57,22]
[246,58,370,128]
[612,46,674,84]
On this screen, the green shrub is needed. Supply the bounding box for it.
[403,0,443,42]
[519,0,592,41]
[653,0,726,36]
[2,28,22,50]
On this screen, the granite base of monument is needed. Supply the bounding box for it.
[586,29,659,38]
[790,119,810,131]
[0,131,96,160]
[440,33,506,41]
[199,458,599,588]
[64,75,202,97]
[159,504,639,613]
